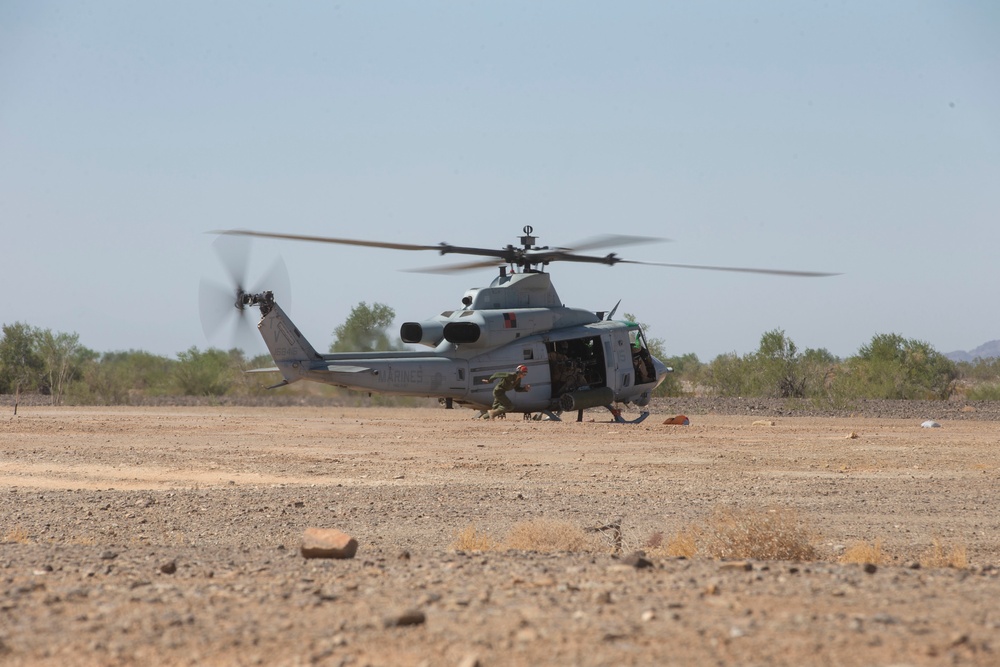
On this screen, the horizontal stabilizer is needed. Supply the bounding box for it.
[325,364,371,373]
[246,367,281,374]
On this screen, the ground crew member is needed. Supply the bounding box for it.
[481,364,531,419]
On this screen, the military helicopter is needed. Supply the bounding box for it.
[202,226,836,422]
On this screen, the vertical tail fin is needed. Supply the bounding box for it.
[256,300,322,383]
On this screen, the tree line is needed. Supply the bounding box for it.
[3,303,999,406]
[647,329,1000,402]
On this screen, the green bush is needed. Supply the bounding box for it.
[330,302,400,352]
[71,350,175,405]
[798,347,839,397]
[73,358,132,405]
[37,330,97,405]
[0,322,45,394]
[706,352,754,397]
[967,383,1000,400]
[173,347,237,396]
[956,357,1000,383]
[831,333,957,400]
[703,330,836,399]
[751,329,805,397]
[955,358,1000,399]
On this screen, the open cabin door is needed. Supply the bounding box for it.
[545,335,608,400]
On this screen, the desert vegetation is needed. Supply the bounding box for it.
[656,506,818,562]
[453,519,600,554]
[453,507,971,571]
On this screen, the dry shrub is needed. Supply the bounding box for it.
[839,539,891,565]
[920,538,969,569]
[636,522,695,559]
[451,525,498,552]
[643,531,665,550]
[501,519,597,553]
[2,525,31,544]
[661,506,818,562]
[663,528,699,558]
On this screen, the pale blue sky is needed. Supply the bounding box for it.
[2,2,997,361]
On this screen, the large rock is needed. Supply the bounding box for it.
[300,528,358,559]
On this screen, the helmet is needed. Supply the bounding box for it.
[516,364,528,374]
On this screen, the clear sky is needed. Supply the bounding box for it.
[2,2,998,362]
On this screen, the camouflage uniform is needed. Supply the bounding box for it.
[487,371,528,416]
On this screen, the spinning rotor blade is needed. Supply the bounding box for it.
[214,229,668,265]
[404,258,509,274]
[200,234,252,345]
[558,234,669,253]
[199,235,291,353]
[214,229,443,253]
[199,276,264,354]
[212,228,837,277]
[404,235,670,273]
[253,255,291,307]
[616,259,841,277]
[214,228,522,262]
[198,278,244,341]
[212,232,251,292]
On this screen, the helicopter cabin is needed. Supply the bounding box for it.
[544,321,657,408]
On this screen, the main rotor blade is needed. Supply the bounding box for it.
[214,229,443,252]
[403,247,656,273]
[403,258,507,274]
[213,229,528,262]
[213,228,838,277]
[560,234,669,253]
[617,259,841,277]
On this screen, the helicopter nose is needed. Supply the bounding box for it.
[651,356,671,388]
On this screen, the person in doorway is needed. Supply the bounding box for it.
[481,364,531,419]
[632,340,652,384]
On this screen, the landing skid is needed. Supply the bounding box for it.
[532,407,650,424]
[606,405,650,424]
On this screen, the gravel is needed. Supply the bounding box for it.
[2,403,999,666]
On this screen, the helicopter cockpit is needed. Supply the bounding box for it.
[628,324,656,385]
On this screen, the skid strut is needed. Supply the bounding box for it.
[606,405,650,424]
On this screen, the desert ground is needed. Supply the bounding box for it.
[2,398,999,666]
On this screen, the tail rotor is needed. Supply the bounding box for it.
[199,234,290,353]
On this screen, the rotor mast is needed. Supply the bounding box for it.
[514,225,543,273]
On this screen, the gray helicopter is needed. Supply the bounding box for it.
[202,226,836,423]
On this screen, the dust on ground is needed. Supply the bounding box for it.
[2,401,999,666]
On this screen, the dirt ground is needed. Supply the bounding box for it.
[2,401,999,666]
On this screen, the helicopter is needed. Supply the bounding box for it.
[202,226,837,423]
